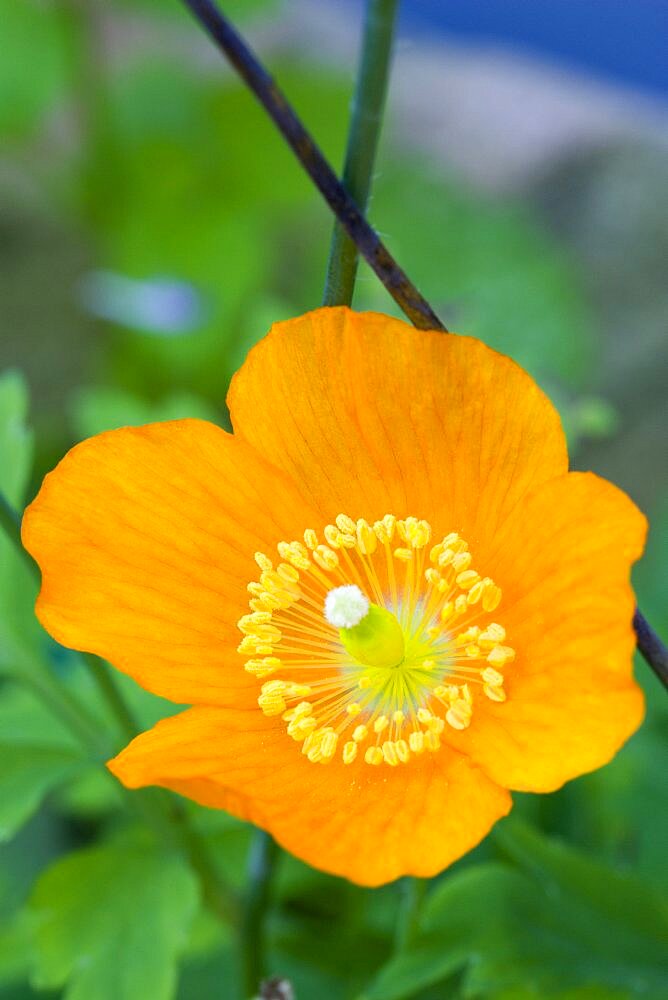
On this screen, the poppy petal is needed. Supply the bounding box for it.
[109,704,512,886]
[22,420,320,707]
[441,472,646,792]
[228,307,568,550]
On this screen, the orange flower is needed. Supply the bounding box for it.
[22,307,646,886]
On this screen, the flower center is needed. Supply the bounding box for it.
[237,514,513,767]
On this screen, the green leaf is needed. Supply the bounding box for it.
[495,817,668,957]
[0,370,41,675]
[359,864,502,1000]
[545,725,668,892]
[0,683,89,841]
[362,823,668,1000]
[0,744,85,844]
[0,371,33,508]
[29,843,198,1000]
[0,909,32,988]
[475,821,668,998]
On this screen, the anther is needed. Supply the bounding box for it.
[482,667,504,686]
[373,520,390,544]
[243,516,512,768]
[324,524,340,548]
[356,519,377,555]
[446,699,472,730]
[452,551,472,573]
[409,731,425,754]
[277,563,300,584]
[425,731,441,751]
[244,657,281,678]
[484,684,506,702]
[457,569,481,591]
[313,545,339,571]
[303,528,318,550]
[487,645,515,667]
[336,513,356,534]
[481,580,502,611]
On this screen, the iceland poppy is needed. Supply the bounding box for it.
[22,308,646,885]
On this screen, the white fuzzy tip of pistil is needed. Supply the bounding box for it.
[324,585,370,629]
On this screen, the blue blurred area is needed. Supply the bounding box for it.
[400,0,668,98]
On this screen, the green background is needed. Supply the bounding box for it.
[0,1,666,997]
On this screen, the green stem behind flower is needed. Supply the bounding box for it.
[241,829,280,999]
[179,0,444,330]
[395,876,428,951]
[82,651,141,743]
[323,0,399,307]
[240,6,398,990]
[0,488,237,923]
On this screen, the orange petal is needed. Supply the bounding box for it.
[228,307,568,551]
[109,706,512,886]
[22,420,319,707]
[442,472,647,792]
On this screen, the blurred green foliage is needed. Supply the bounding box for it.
[0,1,666,999]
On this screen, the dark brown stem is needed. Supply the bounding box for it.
[176,0,667,692]
[180,0,445,332]
[634,609,668,690]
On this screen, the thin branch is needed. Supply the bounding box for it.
[180,0,445,332]
[323,0,399,307]
[241,829,280,1000]
[394,876,427,951]
[634,609,668,689]
[177,2,667,691]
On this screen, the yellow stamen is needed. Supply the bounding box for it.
[238,514,512,767]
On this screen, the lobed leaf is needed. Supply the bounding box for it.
[361,821,668,1000]
[28,843,199,1000]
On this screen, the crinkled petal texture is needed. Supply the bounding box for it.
[109,707,511,886]
[438,471,646,791]
[228,307,569,547]
[22,419,322,707]
[23,307,646,885]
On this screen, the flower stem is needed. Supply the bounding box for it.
[168,798,239,923]
[395,876,427,951]
[0,491,30,569]
[634,609,668,689]
[241,829,280,999]
[82,651,140,743]
[179,0,444,331]
[0,489,237,921]
[15,658,108,757]
[1,491,142,742]
[323,0,399,307]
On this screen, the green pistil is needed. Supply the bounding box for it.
[339,603,405,669]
